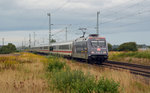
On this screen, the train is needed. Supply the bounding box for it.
[30,34,108,64]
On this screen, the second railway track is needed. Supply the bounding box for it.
[102,61,150,78]
[32,51,150,78]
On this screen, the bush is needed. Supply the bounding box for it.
[118,42,137,51]
[0,43,16,54]
[46,57,120,93]
[108,43,112,51]
[95,77,120,93]
[118,51,150,59]
[51,70,95,93]
[112,48,119,51]
[47,59,66,72]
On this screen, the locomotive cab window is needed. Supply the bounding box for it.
[91,41,97,47]
[91,40,106,47]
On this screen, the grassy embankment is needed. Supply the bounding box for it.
[0,52,150,93]
[109,51,150,65]
[0,53,49,93]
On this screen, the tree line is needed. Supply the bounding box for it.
[108,42,138,51]
[0,42,148,54]
[0,43,16,54]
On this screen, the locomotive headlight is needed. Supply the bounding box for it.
[91,51,94,54]
[103,51,107,54]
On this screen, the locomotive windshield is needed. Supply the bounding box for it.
[91,40,106,47]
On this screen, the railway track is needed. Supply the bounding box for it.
[102,61,150,78]
[31,52,150,78]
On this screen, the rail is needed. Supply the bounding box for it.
[103,61,150,78]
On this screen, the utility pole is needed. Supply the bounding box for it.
[33,32,35,46]
[97,11,100,36]
[24,37,26,47]
[43,38,45,43]
[65,27,67,41]
[47,13,51,45]
[22,41,23,49]
[29,34,31,48]
[2,38,4,46]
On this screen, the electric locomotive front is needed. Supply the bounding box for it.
[87,34,108,63]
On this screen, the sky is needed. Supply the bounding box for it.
[0,0,150,47]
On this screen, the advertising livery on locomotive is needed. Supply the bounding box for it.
[31,34,108,64]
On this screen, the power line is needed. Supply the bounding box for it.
[99,0,149,26]
[47,13,51,45]
[53,28,66,36]
[29,34,31,48]
[2,38,4,46]
[106,18,150,28]
[97,11,100,35]
[65,27,68,41]
[52,24,71,36]
[101,9,150,25]
[33,32,36,46]
[51,0,71,13]
[102,0,147,17]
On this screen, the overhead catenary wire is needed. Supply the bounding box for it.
[113,18,150,28]
[51,0,149,30]
[51,0,71,13]
[102,0,147,17]
[26,0,150,46]
[101,9,150,25]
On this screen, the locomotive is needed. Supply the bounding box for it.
[31,34,108,64]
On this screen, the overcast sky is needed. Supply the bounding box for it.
[0,0,150,46]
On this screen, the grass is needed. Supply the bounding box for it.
[50,70,96,93]
[118,51,150,59]
[0,52,49,93]
[109,51,150,65]
[46,56,120,93]
[95,77,119,93]
[0,52,150,93]
[47,56,66,72]
[0,56,18,70]
[62,57,150,93]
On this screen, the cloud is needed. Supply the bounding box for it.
[0,0,150,46]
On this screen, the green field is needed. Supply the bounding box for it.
[109,51,150,65]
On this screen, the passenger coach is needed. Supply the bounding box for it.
[31,34,108,64]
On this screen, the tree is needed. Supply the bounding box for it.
[118,42,137,51]
[112,48,118,51]
[50,39,56,43]
[0,43,16,54]
[108,43,112,51]
[112,45,119,51]
[7,43,16,52]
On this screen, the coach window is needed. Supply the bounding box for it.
[53,46,56,50]
[64,45,69,49]
[59,45,69,50]
[44,46,48,49]
[50,47,53,51]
